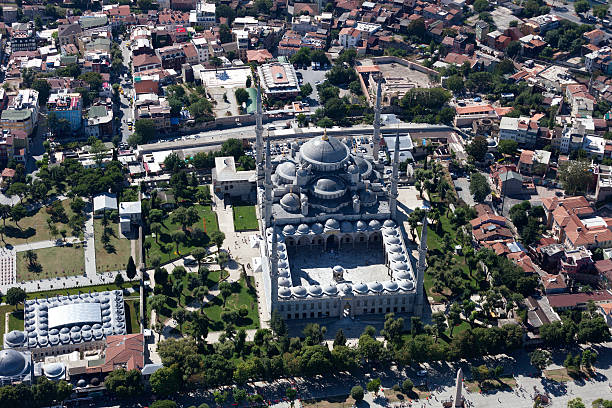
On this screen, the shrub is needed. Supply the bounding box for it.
[351,386,364,401]
[402,379,413,394]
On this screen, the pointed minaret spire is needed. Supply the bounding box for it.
[390,129,400,219]
[256,84,264,179]
[373,75,382,164]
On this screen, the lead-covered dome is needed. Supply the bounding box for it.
[275,161,297,182]
[0,349,28,377]
[280,193,300,212]
[4,330,26,348]
[300,134,349,169]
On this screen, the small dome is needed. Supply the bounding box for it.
[340,221,354,233]
[368,219,381,230]
[77,379,88,388]
[323,284,338,295]
[353,282,368,294]
[338,283,352,294]
[333,265,343,272]
[278,277,291,287]
[279,287,292,298]
[383,228,398,236]
[0,349,28,377]
[308,285,323,297]
[394,270,412,280]
[368,281,383,293]
[356,220,368,231]
[383,281,399,292]
[278,269,290,278]
[361,191,377,205]
[43,362,65,379]
[49,335,59,345]
[348,164,359,174]
[392,262,408,271]
[296,167,309,177]
[5,330,26,347]
[278,260,289,269]
[292,286,307,298]
[280,193,300,212]
[297,223,310,234]
[387,244,402,253]
[325,218,340,230]
[71,326,81,333]
[60,327,70,334]
[399,280,415,291]
[390,253,406,262]
[385,236,401,245]
[311,223,324,234]
[71,332,82,342]
[384,220,396,228]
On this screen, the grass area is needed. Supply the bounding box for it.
[146,205,219,265]
[464,377,517,393]
[16,245,85,282]
[8,309,23,331]
[24,282,138,300]
[94,219,133,273]
[124,299,140,334]
[233,205,258,231]
[418,212,484,302]
[544,368,572,382]
[383,389,427,402]
[0,305,17,350]
[203,276,259,331]
[4,200,76,245]
[302,395,356,408]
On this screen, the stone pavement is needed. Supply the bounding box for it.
[84,210,97,277]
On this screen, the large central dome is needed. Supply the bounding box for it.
[0,349,28,377]
[300,133,349,169]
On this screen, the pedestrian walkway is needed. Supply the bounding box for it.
[84,211,97,278]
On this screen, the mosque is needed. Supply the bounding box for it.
[254,80,427,320]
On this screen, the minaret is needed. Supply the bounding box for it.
[255,84,264,180]
[263,136,272,228]
[269,221,278,316]
[415,214,427,316]
[454,368,464,407]
[390,130,400,219]
[372,76,382,164]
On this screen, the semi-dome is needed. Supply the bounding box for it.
[383,281,399,292]
[361,191,378,206]
[43,362,65,380]
[311,223,324,234]
[356,220,368,231]
[276,161,297,181]
[340,221,354,233]
[0,349,28,377]
[325,218,340,230]
[353,282,368,294]
[280,193,300,212]
[368,281,383,293]
[300,134,349,166]
[307,285,323,297]
[314,177,346,194]
[368,219,381,230]
[353,156,372,176]
[5,330,26,348]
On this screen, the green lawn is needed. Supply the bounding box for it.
[146,205,219,265]
[203,277,259,331]
[0,305,17,349]
[24,282,138,300]
[94,219,133,273]
[233,205,258,231]
[8,309,23,331]
[16,245,85,282]
[124,299,141,334]
[3,200,76,245]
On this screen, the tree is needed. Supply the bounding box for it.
[151,222,162,243]
[235,88,249,106]
[151,401,177,408]
[473,0,488,12]
[402,379,414,394]
[300,83,313,98]
[192,247,207,268]
[574,0,590,15]
[286,387,297,405]
[367,378,382,395]
[104,368,143,398]
[32,79,51,105]
[219,281,232,306]
[114,272,124,287]
[219,24,232,43]
[333,329,347,347]
[559,159,592,195]
[126,256,137,280]
[350,386,364,401]
[506,41,522,59]
[24,249,38,269]
[10,204,26,229]
[446,75,465,94]
[498,139,518,156]
[133,118,157,145]
[529,349,551,372]
[469,172,491,202]
[6,287,26,309]
[594,4,609,18]
[466,136,488,162]
[150,365,182,396]
[172,230,186,254]
[210,230,225,249]
[567,398,586,408]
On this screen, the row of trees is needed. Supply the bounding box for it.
[0,377,73,407]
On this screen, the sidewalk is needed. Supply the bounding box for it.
[84,211,97,277]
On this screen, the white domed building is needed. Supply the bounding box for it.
[255,126,428,320]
